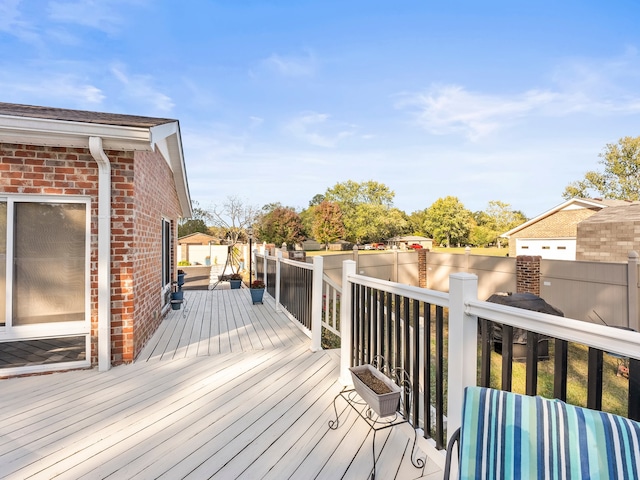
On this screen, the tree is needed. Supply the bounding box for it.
[325,180,394,212]
[348,204,409,244]
[423,196,472,247]
[323,180,397,243]
[312,201,345,250]
[484,200,527,248]
[207,196,259,245]
[256,207,305,247]
[563,136,640,200]
[178,200,210,237]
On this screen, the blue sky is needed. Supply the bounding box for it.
[2,1,640,218]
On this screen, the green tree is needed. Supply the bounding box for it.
[257,207,305,248]
[424,196,472,247]
[178,200,210,237]
[323,180,397,243]
[563,136,640,200]
[484,200,527,248]
[312,201,345,250]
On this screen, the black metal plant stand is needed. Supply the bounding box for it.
[328,357,425,480]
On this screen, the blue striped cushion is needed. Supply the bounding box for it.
[458,386,640,479]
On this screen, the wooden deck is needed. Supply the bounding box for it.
[0,288,444,479]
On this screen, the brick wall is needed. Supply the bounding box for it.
[0,143,101,363]
[0,142,183,367]
[418,248,427,288]
[576,205,640,263]
[516,255,541,295]
[131,150,182,360]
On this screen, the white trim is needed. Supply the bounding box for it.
[501,198,608,238]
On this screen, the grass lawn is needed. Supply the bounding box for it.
[484,340,629,416]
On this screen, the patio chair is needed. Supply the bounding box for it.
[444,386,640,479]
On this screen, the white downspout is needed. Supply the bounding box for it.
[89,136,112,372]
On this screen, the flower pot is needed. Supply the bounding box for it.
[170,299,182,310]
[250,288,265,304]
[230,279,242,289]
[177,273,186,286]
[171,290,184,301]
[350,364,401,417]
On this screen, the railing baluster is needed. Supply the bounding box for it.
[554,339,568,401]
[372,289,379,360]
[424,303,432,440]
[587,347,604,411]
[525,332,539,396]
[502,325,513,392]
[479,319,492,388]
[629,358,640,421]
[394,294,401,371]
[412,298,420,427]
[435,305,445,449]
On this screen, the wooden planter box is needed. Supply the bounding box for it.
[349,364,401,417]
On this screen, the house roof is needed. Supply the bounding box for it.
[0,102,192,217]
[0,102,175,128]
[500,198,635,238]
[579,203,640,224]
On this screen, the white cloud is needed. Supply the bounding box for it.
[111,64,174,113]
[0,0,40,43]
[47,0,147,33]
[397,72,640,141]
[285,112,356,147]
[262,51,317,77]
[0,71,105,106]
[249,116,264,128]
[395,84,561,141]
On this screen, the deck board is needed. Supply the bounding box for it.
[0,289,444,480]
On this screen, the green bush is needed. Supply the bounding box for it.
[178,260,191,266]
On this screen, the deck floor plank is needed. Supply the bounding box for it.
[0,289,443,480]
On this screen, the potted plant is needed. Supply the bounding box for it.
[177,269,187,287]
[228,273,243,289]
[250,279,265,304]
[349,364,401,417]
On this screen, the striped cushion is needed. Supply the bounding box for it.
[458,387,640,479]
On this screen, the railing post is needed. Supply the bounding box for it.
[311,255,324,352]
[275,250,282,312]
[340,260,356,385]
[262,250,267,281]
[447,272,478,445]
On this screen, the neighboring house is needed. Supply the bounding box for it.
[178,232,218,246]
[501,198,638,260]
[387,235,434,250]
[576,203,640,263]
[0,103,192,377]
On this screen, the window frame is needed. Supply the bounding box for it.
[0,195,91,341]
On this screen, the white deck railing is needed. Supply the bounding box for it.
[338,260,640,447]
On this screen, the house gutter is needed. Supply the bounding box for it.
[89,136,112,372]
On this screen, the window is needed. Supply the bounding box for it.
[1,198,88,328]
[162,218,171,287]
